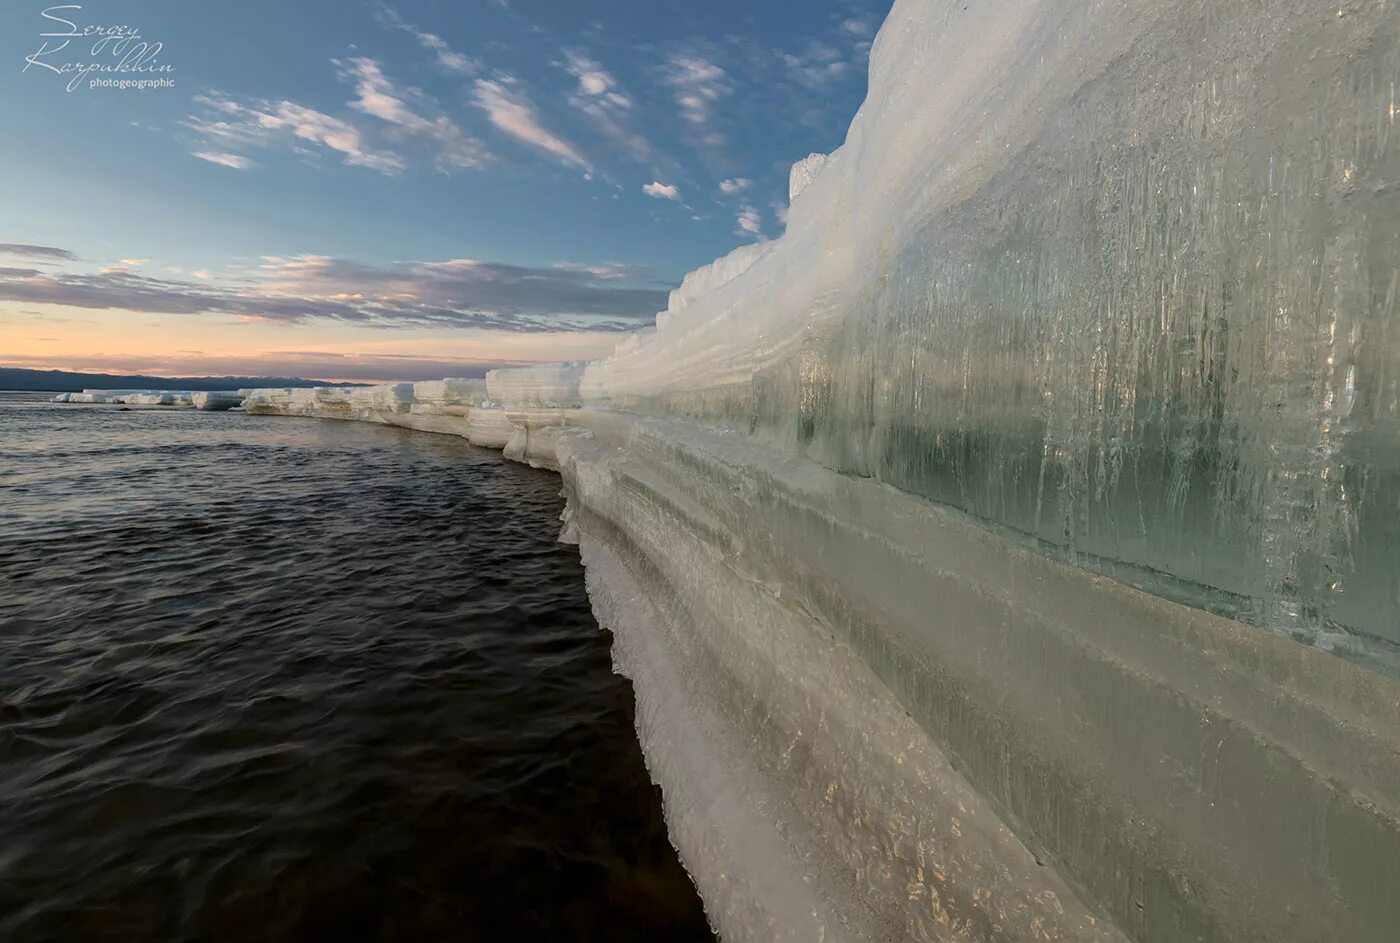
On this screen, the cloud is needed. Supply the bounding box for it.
[120,259,151,267]
[473,77,588,168]
[642,180,680,200]
[337,57,491,170]
[664,53,729,146]
[0,254,667,332]
[564,51,621,98]
[735,204,763,238]
[0,243,76,261]
[562,50,655,165]
[373,3,479,75]
[1,350,534,383]
[780,41,849,85]
[187,92,405,174]
[772,199,790,226]
[192,150,255,170]
[718,177,752,194]
[839,17,874,36]
[553,261,653,280]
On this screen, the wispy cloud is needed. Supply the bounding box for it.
[553,261,653,280]
[564,51,622,98]
[186,92,405,174]
[839,16,874,37]
[0,244,76,261]
[562,50,654,165]
[1,350,536,383]
[373,3,479,75]
[192,150,255,170]
[642,181,680,200]
[473,76,588,168]
[184,57,493,177]
[780,41,849,85]
[0,250,666,332]
[735,204,763,238]
[337,57,491,170]
[663,53,729,147]
[718,177,751,194]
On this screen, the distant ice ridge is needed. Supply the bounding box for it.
[241,380,514,450]
[53,389,241,409]
[240,0,1400,938]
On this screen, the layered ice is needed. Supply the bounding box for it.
[230,0,1400,939]
[485,363,585,408]
[410,378,492,415]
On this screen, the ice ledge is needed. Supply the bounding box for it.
[239,392,1400,942]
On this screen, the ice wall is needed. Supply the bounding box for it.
[583,0,1400,665]
[485,363,585,408]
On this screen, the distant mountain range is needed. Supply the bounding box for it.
[0,366,364,393]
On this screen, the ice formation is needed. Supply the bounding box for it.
[52,389,242,409]
[787,152,827,202]
[158,0,1400,939]
[190,391,242,410]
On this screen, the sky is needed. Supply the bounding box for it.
[0,0,889,381]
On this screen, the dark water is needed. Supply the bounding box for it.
[0,392,711,942]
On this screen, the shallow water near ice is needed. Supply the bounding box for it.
[0,392,711,942]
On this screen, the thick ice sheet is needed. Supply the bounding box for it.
[582,0,1400,663]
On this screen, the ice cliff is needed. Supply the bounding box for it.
[228,0,1400,939]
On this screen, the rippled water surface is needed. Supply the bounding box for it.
[0,392,710,942]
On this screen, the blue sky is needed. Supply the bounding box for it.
[0,0,888,380]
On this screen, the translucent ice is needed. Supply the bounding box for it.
[583,0,1400,662]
